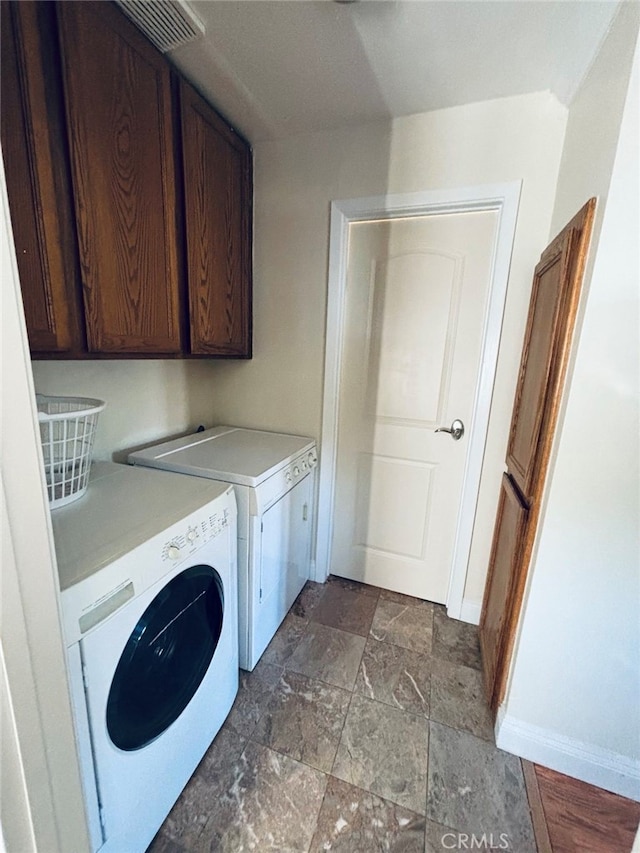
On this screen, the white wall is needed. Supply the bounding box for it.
[550,0,639,235]
[31,360,222,461]
[498,6,640,799]
[204,91,567,609]
[191,120,395,439]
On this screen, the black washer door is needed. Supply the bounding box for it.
[106,564,224,751]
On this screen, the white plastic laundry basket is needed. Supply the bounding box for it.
[36,395,106,508]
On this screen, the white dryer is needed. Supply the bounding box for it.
[129,426,318,670]
[52,463,238,853]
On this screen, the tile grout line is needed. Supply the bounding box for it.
[244,594,366,784]
[290,592,431,824]
[264,594,367,853]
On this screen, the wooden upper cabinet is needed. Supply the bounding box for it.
[2,1,252,359]
[1,2,84,354]
[56,1,183,354]
[180,79,252,357]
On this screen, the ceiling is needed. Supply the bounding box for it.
[166,0,621,141]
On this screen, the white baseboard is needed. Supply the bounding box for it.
[457,600,481,625]
[496,709,640,802]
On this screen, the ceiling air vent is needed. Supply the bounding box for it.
[115,0,205,53]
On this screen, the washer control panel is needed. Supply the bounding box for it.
[162,506,230,563]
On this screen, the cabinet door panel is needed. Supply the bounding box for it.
[505,232,577,500]
[255,475,312,666]
[480,199,595,717]
[479,474,529,711]
[57,2,182,354]
[1,2,83,353]
[180,81,252,357]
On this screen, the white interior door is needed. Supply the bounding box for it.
[330,211,499,602]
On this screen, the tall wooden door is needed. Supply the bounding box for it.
[330,210,499,602]
[480,199,596,714]
[57,2,183,354]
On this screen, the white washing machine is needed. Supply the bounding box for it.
[129,426,318,670]
[52,462,238,853]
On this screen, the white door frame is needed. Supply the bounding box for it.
[316,182,521,620]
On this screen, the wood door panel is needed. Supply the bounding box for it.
[180,80,252,357]
[479,199,596,715]
[57,2,182,354]
[505,234,575,501]
[479,474,528,709]
[1,2,83,353]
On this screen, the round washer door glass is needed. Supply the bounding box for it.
[106,564,224,751]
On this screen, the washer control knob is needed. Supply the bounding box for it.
[167,544,181,560]
[302,460,308,471]
[285,471,293,484]
[186,528,197,543]
[293,466,300,477]
[308,451,318,468]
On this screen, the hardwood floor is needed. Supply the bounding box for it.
[524,761,640,853]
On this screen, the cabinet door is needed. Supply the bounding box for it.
[1,2,83,354]
[481,200,595,714]
[180,80,252,357]
[479,474,529,712]
[505,230,578,501]
[57,2,182,354]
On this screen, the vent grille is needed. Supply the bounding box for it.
[116,0,205,53]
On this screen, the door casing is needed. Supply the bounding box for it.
[316,183,521,619]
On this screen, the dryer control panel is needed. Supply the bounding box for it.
[162,507,230,563]
[252,447,318,516]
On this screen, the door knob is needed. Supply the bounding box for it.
[435,419,465,441]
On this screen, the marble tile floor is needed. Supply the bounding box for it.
[148,576,537,853]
